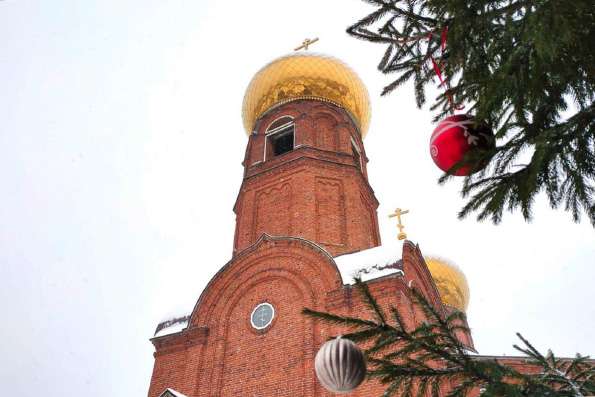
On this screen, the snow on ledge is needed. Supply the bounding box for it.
[334,241,404,285]
[162,388,189,397]
[154,315,190,338]
[152,243,405,337]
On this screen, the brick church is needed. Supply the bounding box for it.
[147,51,487,397]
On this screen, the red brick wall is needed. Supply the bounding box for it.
[147,100,477,397]
[233,100,379,257]
[149,327,208,397]
[150,237,344,397]
[148,239,476,397]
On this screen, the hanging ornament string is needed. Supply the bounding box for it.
[393,26,463,112]
[427,26,464,113]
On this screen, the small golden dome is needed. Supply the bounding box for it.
[242,52,371,137]
[425,257,470,312]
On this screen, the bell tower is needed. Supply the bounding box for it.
[148,49,480,397]
[232,52,380,257]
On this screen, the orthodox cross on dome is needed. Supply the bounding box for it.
[388,208,410,240]
[294,37,319,51]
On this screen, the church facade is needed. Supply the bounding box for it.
[147,52,479,397]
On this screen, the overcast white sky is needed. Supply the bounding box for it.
[0,1,593,396]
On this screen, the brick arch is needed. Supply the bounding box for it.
[256,100,352,134]
[307,104,361,156]
[309,102,352,123]
[253,100,357,150]
[264,115,295,132]
[190,235,343,328]
[246,104,305,167]
[310,108,342,123]
[199,270,315,396]
[254,103,305,136]
[312,112,339,151]
[188,236,343,396]
[251,183,292,240]
[196,257,316,328]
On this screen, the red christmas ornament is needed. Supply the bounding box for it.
[429,114,495,176]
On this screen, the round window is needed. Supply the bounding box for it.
[250,302,275,330]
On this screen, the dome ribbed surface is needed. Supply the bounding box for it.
[242,52,371,137]
[425,257,470,312]
[315,336,366,393]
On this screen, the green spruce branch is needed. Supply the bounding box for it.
[303,278,595,396]
[347,0,595,226]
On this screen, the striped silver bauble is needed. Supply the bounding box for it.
[315,336,366,393]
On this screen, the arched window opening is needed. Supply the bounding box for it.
[266,116,293,132]
[265,116,295,160]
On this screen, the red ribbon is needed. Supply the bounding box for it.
[428,26,464,112]
[440,26,448,52]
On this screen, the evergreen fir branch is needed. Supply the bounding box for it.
[403,375,414,397]
[378,44,394,71]
[341,327,389,343]
[446,378,478,397]
[513,332,547,363]
[416,376,430,397]
[389,306,407,333]
[301,307,377,328]
[431,379,441,397]
[354,277,389,325]
[381,69,415,96]
[348,0,595,226]
[382,379,403,397]
[304,267,594,396]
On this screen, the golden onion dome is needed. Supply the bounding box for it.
[242,52,371,138]
[424,257,470,312]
